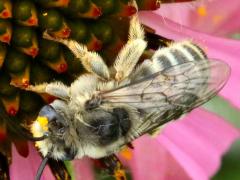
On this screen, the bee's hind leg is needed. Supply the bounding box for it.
[43,32,110,80]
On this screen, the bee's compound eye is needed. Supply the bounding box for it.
[39,105,66,134]
[47,116,65,133]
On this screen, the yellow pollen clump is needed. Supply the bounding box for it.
[114,169,127,180]
[197,6,207,17]
[114,162,127,180]
[37,116,49,131]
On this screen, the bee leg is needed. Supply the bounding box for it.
[25,82,69,101]
[99,154,127,180]
[43,31,110,80]
[47,158,71,180]
[113,14,147,82]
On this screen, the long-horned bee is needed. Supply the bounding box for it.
[26,3,230,179]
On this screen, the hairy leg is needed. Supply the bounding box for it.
[113,14,147,82]
[25,82,69,101]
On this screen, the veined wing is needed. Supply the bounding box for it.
[100,59,230,137]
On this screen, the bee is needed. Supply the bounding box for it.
[26,6,230,180]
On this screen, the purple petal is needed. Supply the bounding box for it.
[124,109,240,180]
[140,11,240,108]
[10,143,54,180]
[157,0,240,36]
[123,108,239,179]
[157,108,240,179]
[125,135,191,180]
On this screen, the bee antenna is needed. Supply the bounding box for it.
[35,153,50,180]
[19,125,49,141]
[22,131,48,141]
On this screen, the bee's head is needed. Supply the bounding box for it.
[32,103,135,180]
[31,100,78,161]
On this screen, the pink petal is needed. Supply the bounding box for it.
[158,108,240,179]
[10,143,54,180]
[72,158,94,180]
[124,108,239,179]
[157,0,240,36]
[125,135,191,180]
[140,12,240,108]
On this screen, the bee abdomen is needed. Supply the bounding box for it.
[151,41,208,104]
[152,41,207,71]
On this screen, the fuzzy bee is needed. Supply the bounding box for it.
[26,9,230,180]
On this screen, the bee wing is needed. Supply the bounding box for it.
[101,59,230,137]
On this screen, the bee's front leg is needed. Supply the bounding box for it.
[47,158,71,180]
[22,82,69,101]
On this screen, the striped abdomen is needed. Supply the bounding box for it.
[151,41,209,103]
[152,41,207,71]
[130,41,207,82]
